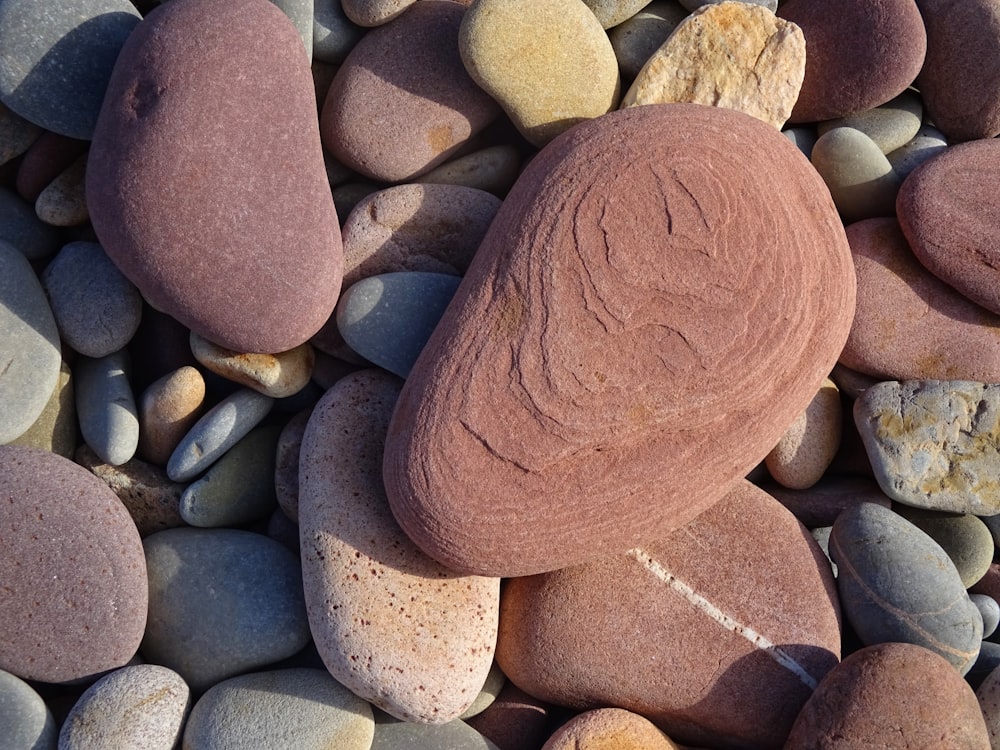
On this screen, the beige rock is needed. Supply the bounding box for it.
[137,366,206,467]
[35,153,88,226]
[8,358,76,458]
[541,708,680,749]
[621,1,805,129]
[765,377,842,489]
[189,332,314,398]
[415,144,522,197]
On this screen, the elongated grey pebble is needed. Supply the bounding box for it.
[34,152,88,227]
[75,349,139,466]
[0,668,57,750]
[893,504,994,588]
[0,102,42,166]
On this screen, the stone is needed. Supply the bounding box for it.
[274,408,311,522]
[313,0,365,64]
[973,565,1000,611]
[0,186,62,261]
[892,505,994,588]
[7,358,76,458]
[785,643,990,749]
[778,0,926,124]
[299,370,500,723]
[271,0,314,59]
[35,152,89,226]
[0,445,148,683]
[127,306,200,396]
[973,594,1000,639]
[763,476,891,528]
[341,0,417,26]
[0,668,57,750]
[809,127,901,223]
[0,0,142,138]
[978,663,1000,745]
[897,139,1000,316]
[0,102,42,167]
[371,712,501,749]
[75,349,139,466]
[608,1,690,81]
[680,0,776,9]
[458,661,506,720]
[765,376,841,489]
[816,89,923,155]
[141,527,311,692]
[916,0,1000,141]
[621,2,806,130]
[41,240,143,358]
[87,0,342,354]
[459,0,621,147]
[322,1,501,181]
[540,708,680,750]
[15,131,89,202]
[137,365,206,467]
[782,125,818,158]
[886,123,948,179]
[838,218,1000,382]
[189,332,315,398]
[496,480,841,749]
[0,240,61,444]
[970,642,1000,691]
[582,0,658,29]
[383,103,856,577]
[464,683,554,750]
[829,502,982,674]
[58,665,190,750]
[854,380,1000,516]
[181,669,374,749]
[414,145,522,197]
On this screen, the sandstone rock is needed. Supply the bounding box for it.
[190,332,314,398]
[765,376,841,490]
[137,365,206,467]
[540,708,679,750]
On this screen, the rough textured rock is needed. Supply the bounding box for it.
[496,481,841,749]
[0,103,42,167]
[190,332,314,398]
[87,0,342,353]
[341,0,417,26]
[978,663,1000,747]
[383,103,856,577]
[765,376,841,490]
[540,708,680,749]
[621,2,805,129]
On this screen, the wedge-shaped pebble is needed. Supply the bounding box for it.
[190,332,314,398]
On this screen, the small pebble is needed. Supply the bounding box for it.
[973,594,1000,640]
[137,365,207,467]
[608,1,690,81]
[74,349,140,466]
[582,0,659,29]
[465,682,554,750]
[189,331,315,399]
[886,123,949,178]
[680,0,775,9]
[34,152,88,226]
[0,668,57,750]
[810,127,901,223]
[816,89,923,155]
[765,376,841,489]
[274,408,311,523]
[313,0,366,64]
[0,102,42,166]
[341,0,417,27]
[6,358,76,458]
[414,144,522,197]
[540,707,680,750]
[15,130,88,202]
[0,185,62,261]
[970,642,1000,691]
[459,661,506,720]
[893,504,994,588]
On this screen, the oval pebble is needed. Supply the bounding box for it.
[582,0,657,29]
[189,332,314,399]
[816,89,923,155]
[141,527,311,692]
[0,102,42,167]
[763,476,891,529]
[540,707,679,750]
[973,595,1000,640]
[372,713,500,750]
[15,130,89,202]
[765,376,841,490]
[75,349,139,466]
[313,0,366,64]
[810,127,901,223]
[0,668,57,750]
[464,683,554,750]
[893,505,994,588]
[137,365,206,467]
[34,152,89,226]
[608,1,689,81]
[59,665,190,750]
[886,123,949,179]
[341,0,417,26]
[414,144,522,197]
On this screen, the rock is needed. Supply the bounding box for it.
[621,2,806,130]
[608,1,690,81]
[371,712,501,749]
[0,186,62,261]
[765,376,841,489]
[978,663,1000,745]
[59,665,190,750]
[540,707,680,749]
[141,527,311,692]
[137,365,206,467]
[341,0,417,26]
[15,130,89,202]
[892,505,994,588]
[0,102,42,167]
[464,683,554,750]
[763,476,891,528]
[785,643,990,749]
[322,1,500,181]
[274,409,311,522]
[414,145,522,197]
[970,642,1000,691]
[838,218,1000,382]
[35,152,89,226]
[7,358,76,458]
[459,0,620,147]
[127,306,200,396]
[87,0,342,354]
[458,661,506,720]
[886,123,948,179]
[778,0,926,124]
[816,89,923,154]
[313,0,365,64]
[582,0,658,29]
[0,445,148,683]
[973,595,1000,639]
[0,0,142,138]
[809,127,901,223]
[181,669,374,749]
[0,668,57,750]
[829,502,982,674]
[74,349,140,466]
[782,125,818,158]
[897,139,1000,315]
[854,380,1000,516]
[496,480,841,749]
[299,370,500,723]
[189,332,314,398]
[680,0,775,9]
[383,103,856,576]
[271,0,314,59]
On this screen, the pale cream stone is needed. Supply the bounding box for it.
[766,377,842,490]
[189,332,315,398]
[35,153,89,226]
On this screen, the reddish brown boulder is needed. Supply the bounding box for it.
[383,103,857,577]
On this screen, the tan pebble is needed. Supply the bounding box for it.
[137,365,206,466]
[8,359,76,458]
[766,377,842,489]
[342,0,418,27]
[541,707,680,750]
[621,1,805,129]
[189,332,314,398]
[35,152,89,226]
[415,144,522,197]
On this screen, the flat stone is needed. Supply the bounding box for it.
[540,708,680,750]
[621,2,806,130]
[765,376,841,489]
[137,365,206,467]
[886,123,949,179]
[371,712,500,749]
[299,369,500,723]
[763,476,891,528]
[0,102,42,166]
[830,502,982,674]
[313,0,365,64]
[189,332,314,398]
[817,89,923,154]
[0,668,57,750]
[7,358,76,458]
[383,103,856,576]
[75,349,139,466]
[608,1,690,81]
[0,445,148,683]
[0,0,142,138]
[0,186,62,261]
[414,145,522,197]
[892,505,994,588]
[582,0,657,29]
[854,380,1000,516]
[87,0,342,353]
[459,0,620,147]
[810,127,901,223]
[35,153,88,226]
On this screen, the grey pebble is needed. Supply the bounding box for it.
[271,0,313,60]
[34,152,88,227]
[782,125,818,159]
[582,0,663,29]
[0,668,57,750]
[609,1,690,81]
[313,0,365,64]
[817,89,923,155]
[0,186,62,261]
[0,101,42,166]
[887,123,949,179]
[893,504,994,588]
[372,710,501,750]
[972,594,1000,639]
[810,126,902,223]
[74,349,139,466]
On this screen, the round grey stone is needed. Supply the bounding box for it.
[75,349,139,466]
[810,126,902,223]
[0,101,42,166]
[0,186,62,261]
[782,126,818,159]
[817,89,923,155]
[893,504,994,588]
[609,2,691,81]
[582,0,661,29]
[0,668,57,750]
[972,594,1000,639]
[887,123,949,179]
[313,0,365,65]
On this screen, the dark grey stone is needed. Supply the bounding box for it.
[74,349,139,466]
[0,186,61,261]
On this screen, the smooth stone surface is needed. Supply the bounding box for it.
[190,332,314,398]
[41,240,142,357]
[137,365,206,467]
[34,152,88,226]
[464,683,554,750]
[0,240,61,444]
[785,643,990,749]
[621,2,806,130]
[166,388,274,482]
[459,0,621,147]
[299,370,500,723]
[974,644,1000,692]
[0,0,142,138]
[384,103,856,577]
[765,376,841,489]
[680,0,775,9]
[540,708,679,750]
[854,380,1000,516]
[7,358,76,458]
[782,125,817,158]
[830,502,982,674]
[271,0,314,59]
[341,0,417,26]
[371,713,500,750]
[313,0,365,63]
[0,668,57,750]
[74,349,139,466]
[897,139,1000,316]
[893,505,994,588]
[181,668,374,750]
[582,0,657,29]
[778,0,927,123]
[816,89,923,155]
[0,102,42,166]
[978,662,1000,745]
[59,665,190,750]
[497,480,841,749]
[458,661,505,720]
[0,186,62,261]
[414,144,522,197]
[608,1,690,81]
[322,1,500,182]
[88,0,342,353]
[141,527,311,692]
[763,476,891,528]
[886,123,949,178]
[839,218,1000,382]
[810,127,901,223]
[0,445,148,683]
[274,408,310,522]
[973,594,1000,640]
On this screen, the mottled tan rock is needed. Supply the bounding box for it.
[622,2,805,129]
[137,366,206,467]
[190,332,314,398]
[342,0,417,26]
[8,358,76,458]
[35,152,88,226]
[765,377,841,489]
[541,708,680,749]
[415,144,522,197]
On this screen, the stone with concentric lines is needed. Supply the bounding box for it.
[383,103,857,577]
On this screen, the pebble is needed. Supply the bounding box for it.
[0,185,61,261]
[414,144,522,197]
[974,594,1000,640]
[810,127,901,223]
[0,668,57,750]
[34,152,89,226]
[313,0,366,64]
[608,1,690,81]
[886,122,949,179]
[765,376,842,489]
[137,365,206,467]
[270,0,314,60]
[971,642,1000,691]
[322,1,500,182]
[181,668,374,749]
[6,358,76,458]
[0,102,42,166]
[15,131,89,202]
[893,505,994,588]
[87,0,343,354]
[816,89,923,155]
[540,707,680,750]
[582,0,659,29]
[621,2,806,130]
[781,125,817,158]
[299,369,500,722]
[383,103,855,577]
[497,480,841,749]
[371,712,500,750]
[829,501,982,674]
[274,408,311,522]
[0,445,148,683]
[854,380,1000,516]
[459,661,506,720]
[0,0,142,139]
[785,642,990,749]
[58,664,190,750]
[41,240,143,358]
[189,332,315,398]
[464,683,554,750]
[458,0,621,147]
[979,663,1000,744]
[680,0,776,9]
[141,527,311,692]
[74,349,140,466]
[341,0,417,27]
[763,476,891,528]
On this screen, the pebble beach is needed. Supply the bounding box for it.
[2,0,1000,747]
